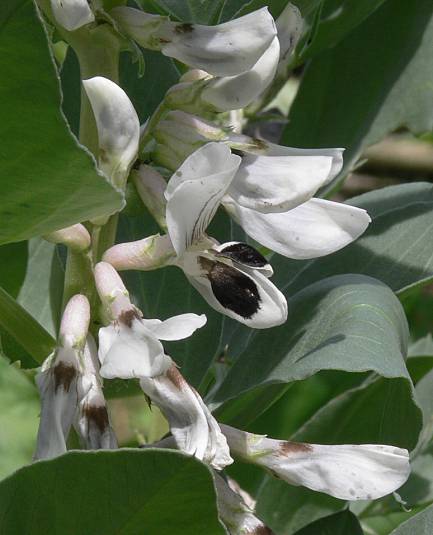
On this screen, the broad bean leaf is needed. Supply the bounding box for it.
[0,450,225,535]
[272,183,433,298]
[0,242,28,297]
[0,355,39,480]
[210,274,410,410]
[256,483,344,535]
[293,510,363,534]
[0,0,123,245]
[282,0,433,192]
[389,504,433,534]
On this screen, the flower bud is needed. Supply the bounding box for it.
[44,224,91,252]
[102,234,175,271]
[50,0,94,32]
[59,294,90,349]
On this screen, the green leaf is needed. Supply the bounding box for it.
[0,450,225,535]
[138,0,226,23]
[293,510,363,534]
[362,507,428,535]
[0,0,123,245]
[211,274,410,411]
[256,482,344,535]
[0,355,39,480]
[0,286,55,365]
[273,183,433,298]
[281,0,433,192]
[389,504,433,534]
[0,241,28,297]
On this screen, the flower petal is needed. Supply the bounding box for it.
[202,36,280,111]
[160,8,277,76]
[142,313,207,341]
[50,0,94,31]
[165,143,241,255]
[265,144,344,186]
[225,197,371,259]
[75,336,117,450]
[276,3,303,61]
[269,442,410,501]
[221,425,410,501]
[140,366,232,469]
[82,77,139,188]
[228,153,333,213]
[184,256,287,328]
[98,320,171,379]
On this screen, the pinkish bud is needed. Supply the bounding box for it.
[44,224,91,252]
[59,294,90,349]
[94,262,135,320]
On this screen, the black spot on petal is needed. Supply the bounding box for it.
[175,23,194,34]
[53,362,77,393]
[201,259,261,319]
[217,242,268,268]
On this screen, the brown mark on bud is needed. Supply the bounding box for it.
[166,366,187,390]
[84,405,110,433]
[253,526,275,535]
[53,362,77,393]
[279,441,313,455]
[118,309,141,328]
[175,23,194,34]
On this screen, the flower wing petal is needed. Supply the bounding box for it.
[143,313,207,341]
[226,197,371,259]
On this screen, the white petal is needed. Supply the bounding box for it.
[165,143,241,255]
[94,262,136,320]
[140,367,209,460]
[265,144,344,186]
[34,352,80,460]
[75,336,117,450]
[98,320,172,379]
[50,0,94,31]
[276,3,303,60]
[140,366,232,470]
[184,257,287,329]
[202,36,280,111]
[44,224,91,252]
[270,443,410,501]
[160,8,277,76]
[214,474,267,535]
[226,197,371,259]
[228,153,333,213]
[82,77,139,188]
[59,294,90,349]
[221,425,410,501]
[142,313,207,341]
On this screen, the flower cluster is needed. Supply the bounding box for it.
[35,2,410,533]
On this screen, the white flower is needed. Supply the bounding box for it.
[222,138,371,259]
[94,262,206,379]
[34,295,116,459]
[82,77,140,189]
[111,7,277,77]
[214,474,271,535]
[221,425,411,501]
[140,365,232,470]
[104,143,288,329]
[75,335,117,450]
[50,0,94,31]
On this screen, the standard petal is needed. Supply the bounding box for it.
[98,321,171,379]
[265,144,344,186]
[44,224,91,252]
[165,143,241,255]
[276,3,303,61]
[142,313,207,341]
[228,153,333,213]
[184,257,287,328]
[225,197,371,259]
[267,442,410,501]
[221,425,410,501]
[202,36,280,111]
[82,77,140,188]
[159,8,277,76]
[50,0,94,31]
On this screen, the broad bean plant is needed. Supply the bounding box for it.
[1,0,433,533]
